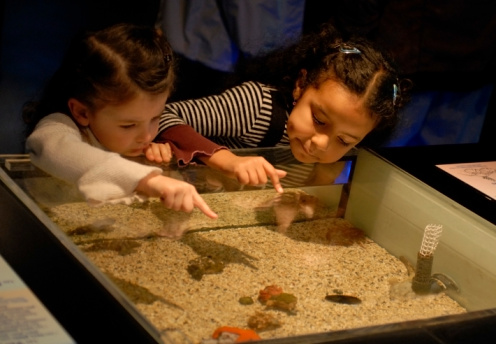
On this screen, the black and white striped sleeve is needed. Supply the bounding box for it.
[159,81,273,142]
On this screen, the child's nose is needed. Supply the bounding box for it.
[312,134,329,151]
[137,129,153,143]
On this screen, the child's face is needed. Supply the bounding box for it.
[87,91,168,156]
[287,79,376,163]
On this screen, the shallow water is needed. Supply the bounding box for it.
[44,189,466,344]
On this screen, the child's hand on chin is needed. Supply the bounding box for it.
[145,142,173,163]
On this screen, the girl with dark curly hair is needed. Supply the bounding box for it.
[149,24,411,193]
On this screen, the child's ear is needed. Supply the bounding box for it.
[292,69,307,101]
[68,98,90,126]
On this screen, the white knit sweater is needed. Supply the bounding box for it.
[26,113,162,205]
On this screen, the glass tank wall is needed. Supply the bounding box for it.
[1,147,495,344]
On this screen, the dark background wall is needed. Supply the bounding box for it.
[0,0,160,154]
[303,0,496,147]
[1,0,495,154]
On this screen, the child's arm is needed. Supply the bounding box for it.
[158,81,281,148]
[155,124,286,192]
[27,113,216,218]
[199,149,286,193]
[136,171,217,219]
[154,82,289,191]
[153,124,227,166]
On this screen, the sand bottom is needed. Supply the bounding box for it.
[44,189,466,344]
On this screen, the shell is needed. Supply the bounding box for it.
[325,294,362,305]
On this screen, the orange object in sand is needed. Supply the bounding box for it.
[212,326,261,342]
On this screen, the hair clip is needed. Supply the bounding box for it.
[164,54,172,63]
[392,83,398,106]
[339,45,361,54]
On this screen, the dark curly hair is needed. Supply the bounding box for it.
[235,23,412,146]
[23,23,175,136]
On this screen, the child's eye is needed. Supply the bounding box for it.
[338,137,351,147]
[312,114,325,126]
[120,124,135,129]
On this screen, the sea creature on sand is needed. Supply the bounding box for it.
[238,296,254,305]
[257,285,283,303]
[265,293,297,312]
[201,326,261,343]
[247,311,282,331]
[83,238,141,256]
[68,217,116,236]
[258,285,297,312]
[187,256,225,280]
[325,294,362,305]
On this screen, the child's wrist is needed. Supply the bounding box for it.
[201,148,232,168]
[136,171,161,196]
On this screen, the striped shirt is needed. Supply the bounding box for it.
[159,81,290,148]
[158,81,352,189]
